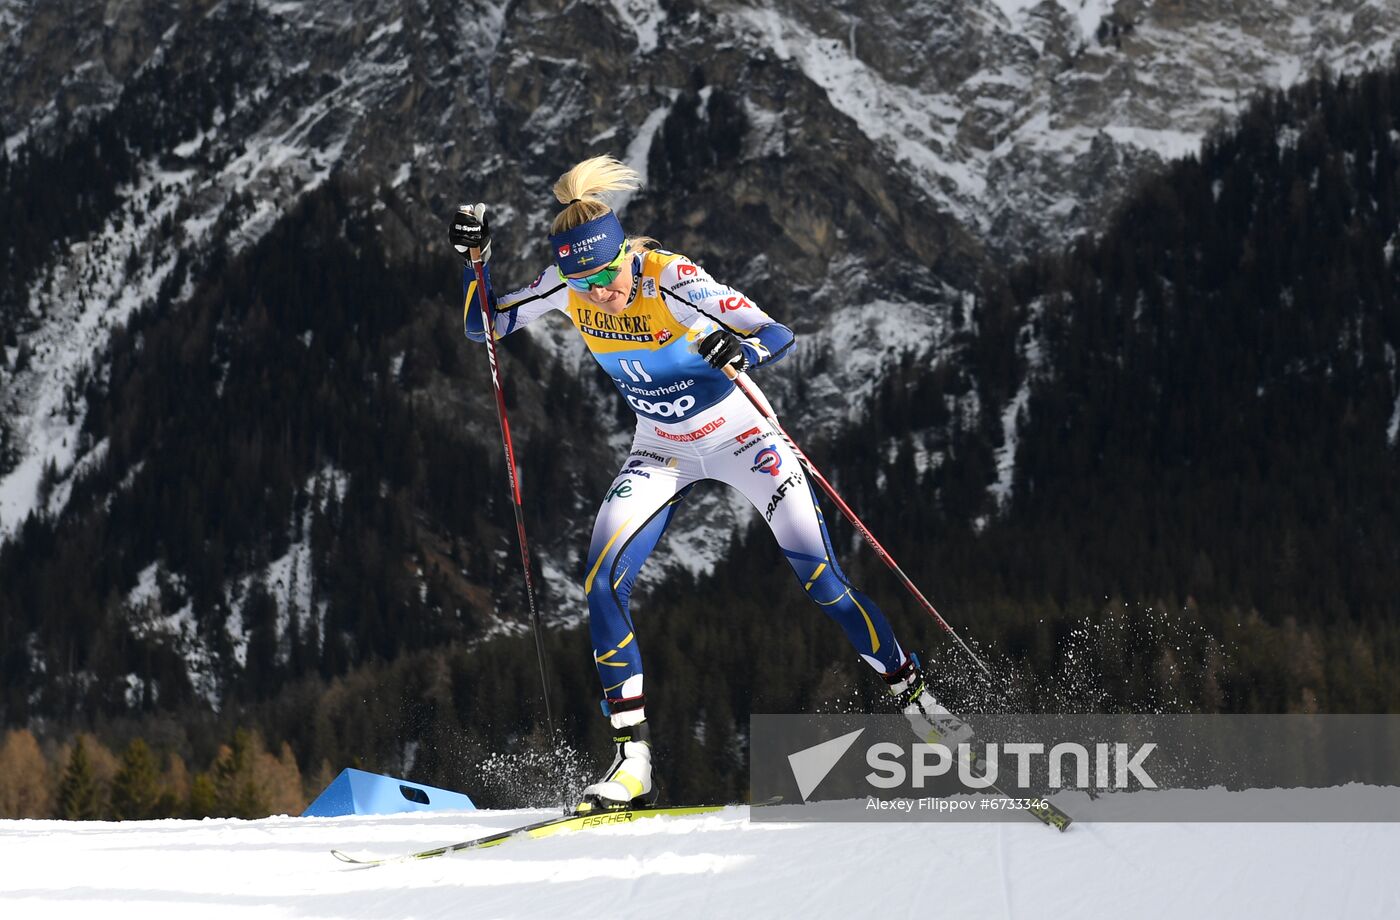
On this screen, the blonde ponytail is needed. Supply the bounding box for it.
[550,155,641,234]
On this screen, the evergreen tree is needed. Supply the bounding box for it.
[212,728,269,818]
[110,738,163,820]
[57,737,103,821]
[187,772,217,818]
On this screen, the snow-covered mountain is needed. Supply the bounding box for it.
[3,0,1394,519]
[2,789,1398,918]
[0,0,1396,703]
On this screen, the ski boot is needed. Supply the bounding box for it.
[883,654,974,746]
[577,720,657,814]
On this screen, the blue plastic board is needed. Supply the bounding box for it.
[302,768,476,817]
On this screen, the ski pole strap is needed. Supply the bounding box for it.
[601,694,646,717]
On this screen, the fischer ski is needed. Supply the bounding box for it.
[331,803,731,868]
[904,709,1074,832]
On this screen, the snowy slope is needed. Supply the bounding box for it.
[2,791,1399,919]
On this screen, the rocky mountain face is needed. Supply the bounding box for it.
[0,0,1395,716]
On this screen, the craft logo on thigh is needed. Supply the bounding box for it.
[764,471,804,521]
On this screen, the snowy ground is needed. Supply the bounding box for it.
[2,793,1399,919]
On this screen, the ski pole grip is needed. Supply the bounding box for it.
[452,203,491,264]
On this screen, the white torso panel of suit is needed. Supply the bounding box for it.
[474,250,905,714]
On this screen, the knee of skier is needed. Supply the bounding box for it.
[589,547,642,606]
[792,556,850,605]
[585,560,634,635]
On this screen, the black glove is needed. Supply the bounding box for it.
[449,203,490,261]
[698,329,749,373]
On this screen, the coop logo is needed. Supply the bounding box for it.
[751,446,782,477]
[627,394,697,418]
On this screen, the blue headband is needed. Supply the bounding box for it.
[549,209,626,275]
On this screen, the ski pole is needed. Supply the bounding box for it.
[723,366,994,681]
[458,204,561,751]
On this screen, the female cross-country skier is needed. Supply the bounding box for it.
[451,155,953,811]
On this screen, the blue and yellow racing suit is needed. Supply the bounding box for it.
[465,249,908,718]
